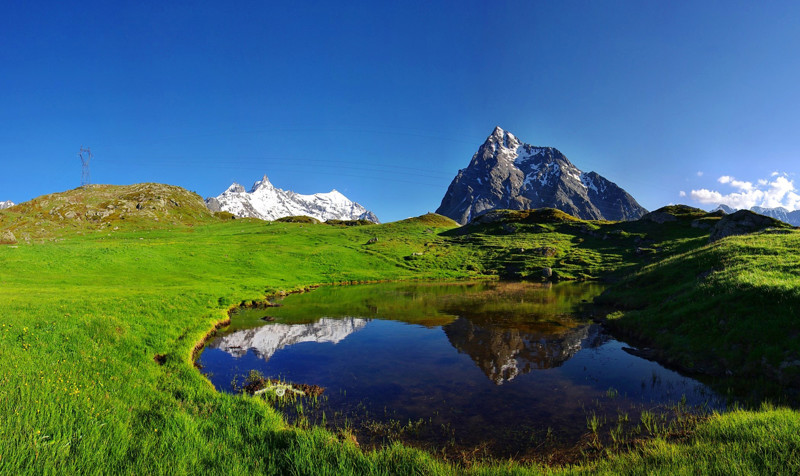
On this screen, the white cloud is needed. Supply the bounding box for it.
[730,179,753,191]
[697,171,704,177]
[689,172,800,211]
[690,188,728,205]
[716,175,753,191]
[679,190,686,197]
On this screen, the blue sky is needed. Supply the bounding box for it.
[2,1,800,221]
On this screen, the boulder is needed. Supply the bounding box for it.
[0,230,17,245]
[640,210,677,224]
[542,267,553,278]
[691,218,713,229]
[533,247,557,257]
[709,209,786,243]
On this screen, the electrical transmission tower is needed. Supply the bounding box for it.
[78,146,92,186]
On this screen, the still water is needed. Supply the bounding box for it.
[199,281,724,459]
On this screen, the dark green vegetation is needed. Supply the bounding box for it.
[1,184,799,474]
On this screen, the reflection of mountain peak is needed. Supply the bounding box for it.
[443,317,590,384]
[210,317,368,360]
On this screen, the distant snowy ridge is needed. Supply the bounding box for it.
[206,175,379,223]
[0,200,15,210]
[714,204,800,226]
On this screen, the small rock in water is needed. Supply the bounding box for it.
[542,267,553,278]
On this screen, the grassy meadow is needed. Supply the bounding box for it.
[1,184,799,474]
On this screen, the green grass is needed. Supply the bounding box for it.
[0,216,477,474]
[1,188,800,474]
[598,229,800,387]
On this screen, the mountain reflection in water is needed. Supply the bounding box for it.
[209,314,600,385]
[209,317,369,360]
[198,281,723,460]
[443,319,607,384]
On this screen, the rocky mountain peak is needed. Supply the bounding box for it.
[225,183,246,194]
[436,127,647,224]
[0,200,15,210]
[251,175,274,193]
[487,126,520,150]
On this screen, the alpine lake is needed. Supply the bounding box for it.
[198,281,729,463]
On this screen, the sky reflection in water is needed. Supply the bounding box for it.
[199,282,723,458]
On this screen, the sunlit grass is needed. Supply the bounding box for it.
[0,198,799,473]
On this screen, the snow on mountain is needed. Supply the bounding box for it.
[713,204,737,215]
[0,200,14,210]
[206,175,379,223]
[714,204,800,226]
[436,127,647,224]
[208,317,369,360]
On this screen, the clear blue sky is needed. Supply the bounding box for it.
[3,1,800,221]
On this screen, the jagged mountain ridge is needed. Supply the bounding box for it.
[0,200,14,210]
[436,127,647,224]
[714,204,800,226]
[206,175,379,223]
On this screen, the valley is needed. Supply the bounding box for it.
[0,184,798,474]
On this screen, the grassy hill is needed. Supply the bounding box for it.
[0,185,799,474]
[0,183,217,243]
[598,228,800,389]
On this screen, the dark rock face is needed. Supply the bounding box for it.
[640,210,678,224]
[436,127,647,224]
[205,197,222,212]
[709,209,787,242]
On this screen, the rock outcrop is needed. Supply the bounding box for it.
[709,209,789,242]
[0,230,16,245]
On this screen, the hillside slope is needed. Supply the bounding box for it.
[0,184,799,474]
[0,183,218,242]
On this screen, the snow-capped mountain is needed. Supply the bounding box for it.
[713,204,737,215]
[209,317,369,360]
[436,127,647,224]
[714,204,800,226]
[0,200,14,210]
[206,175,379,223]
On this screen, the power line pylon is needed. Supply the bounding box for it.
[79,147,92,186]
